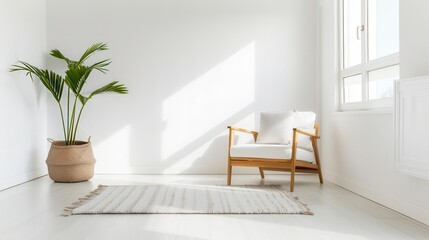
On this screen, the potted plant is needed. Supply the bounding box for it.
[10,43,128,182]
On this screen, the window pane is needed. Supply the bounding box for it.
[343,0,362,68]
[368,0,399,60]
[344,74,362,103]
[368,65,399,100]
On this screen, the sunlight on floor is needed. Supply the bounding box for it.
[161,42,256,162]
[141,216,369,240]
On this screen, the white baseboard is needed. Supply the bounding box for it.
[324,171,429,226]
[0,168,48,191]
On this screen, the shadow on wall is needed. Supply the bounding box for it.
[46,0,316,174]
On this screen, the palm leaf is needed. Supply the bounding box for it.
[64,65,92,95]
[65,60,113,96]
[10,61,64,102]
[10,61,45,79]
[89,59,111,73]
[78,43,108,65]
[45,70,65,102]
[89,81,128,99]
[50,49,76,66]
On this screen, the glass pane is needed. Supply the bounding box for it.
[368,0,399,60]
[343,0,362,68]
[344,74,362,103]
[368,65,399,100]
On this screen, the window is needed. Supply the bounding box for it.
[340,0,399,110]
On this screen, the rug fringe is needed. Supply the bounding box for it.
[301,211,314,215]
[62,185,108,216]
[291,195,313,215]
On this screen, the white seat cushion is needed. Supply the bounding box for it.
[230,144,315,163]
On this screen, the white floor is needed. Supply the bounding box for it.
[1,174,429,240]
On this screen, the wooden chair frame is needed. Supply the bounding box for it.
[227,124,323,192]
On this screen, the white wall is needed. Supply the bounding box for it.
[0,0,47,190]
[400,0,429,79]
[319,0,429,226]
[46,0,318,174]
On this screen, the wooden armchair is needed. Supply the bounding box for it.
[227,111,323,192]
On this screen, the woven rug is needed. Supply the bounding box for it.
[64,184,312,216]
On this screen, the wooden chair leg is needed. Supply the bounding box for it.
[318,168,324,184]
[227,165,232,185]
[258,167,265,179]
[290,129,297,192]
[312,138,324,184]
[227,127,234,186]
[290,170,295,192]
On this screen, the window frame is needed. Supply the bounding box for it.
[339,0,399,111]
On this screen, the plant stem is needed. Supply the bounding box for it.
[66,88,70,143]
[69,95,79,145]
[68,117,74,145]
[58,103,67,141]
[72,103,86,143]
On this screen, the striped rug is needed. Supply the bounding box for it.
[64,184,312,216]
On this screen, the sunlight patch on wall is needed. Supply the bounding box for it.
[93,125,132,173]
[161,42,255,161]
[162,112,256,174]
[162,137,215,174]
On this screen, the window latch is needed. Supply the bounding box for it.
[356,25,365,40]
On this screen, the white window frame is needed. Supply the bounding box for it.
[339,0,399,111]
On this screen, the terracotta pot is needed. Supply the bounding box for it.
[46,140,96,182]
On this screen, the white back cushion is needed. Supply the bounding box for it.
[255,111,317,148]
[256,111,294,144]
[293,111,316,129]
[293,111,316,150]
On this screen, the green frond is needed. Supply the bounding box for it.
[45,70,65,102]
[78,43,108,65]
[10,61,45,78]
[50,49,75,66]
[89,81,128,99]
[65,66,91,95]
[89,59,111,73]
[10,61,64,102]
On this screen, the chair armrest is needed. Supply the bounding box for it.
[227,126,258,144]
[293,128,320,139]
[227,126,259,135]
